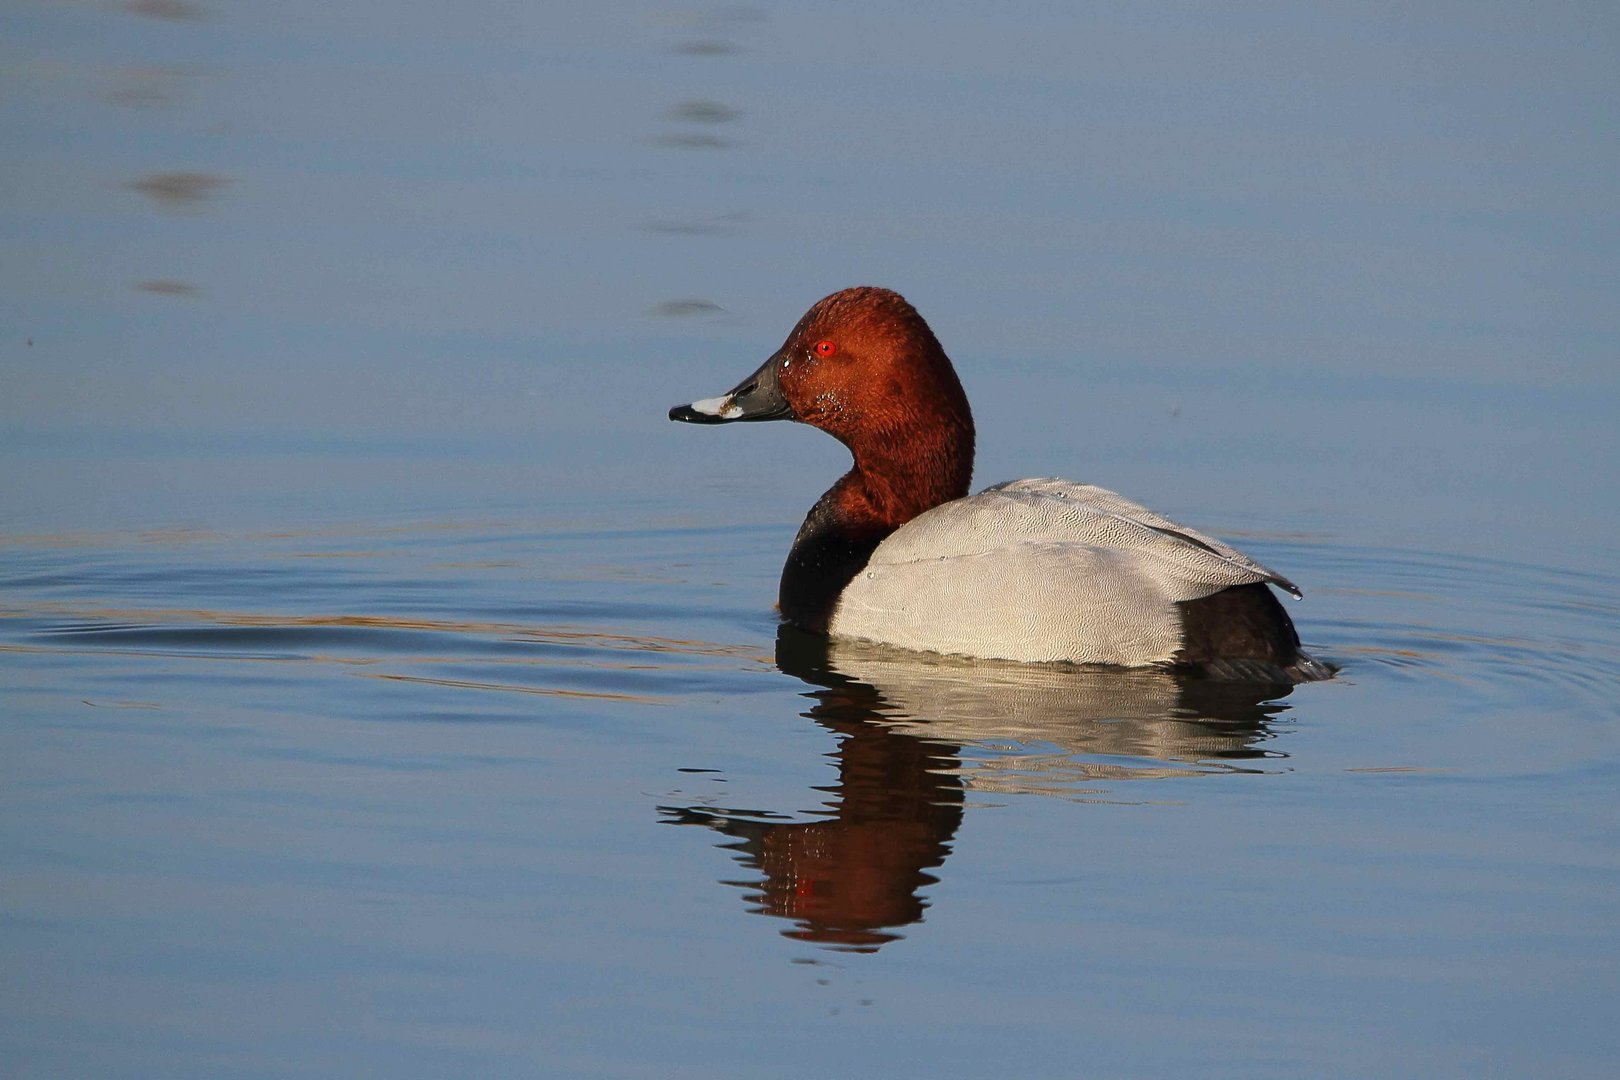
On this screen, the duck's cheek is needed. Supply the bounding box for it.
[813,390,845,413]
[798,390,853,429]
[779,367,825,419]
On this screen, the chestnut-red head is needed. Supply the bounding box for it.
[670,287,975,519]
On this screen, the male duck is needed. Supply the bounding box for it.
[670,287,1330,682]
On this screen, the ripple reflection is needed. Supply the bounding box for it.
[126,170,232,213]
[661,628,1295,951]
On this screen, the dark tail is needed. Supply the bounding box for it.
[1174,582,1335,683]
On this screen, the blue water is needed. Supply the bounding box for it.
[4,3,1619,1078]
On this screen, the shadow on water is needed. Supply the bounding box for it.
[125,170,232,213]
[124,0,207,21]
[660,626,1296,952]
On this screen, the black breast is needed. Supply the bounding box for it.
[778,494,888,634]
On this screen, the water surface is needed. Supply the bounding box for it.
[3,3,1618,1078]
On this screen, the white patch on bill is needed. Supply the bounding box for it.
[690,395,743,419]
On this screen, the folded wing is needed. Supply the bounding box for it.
[829,478,1300,665]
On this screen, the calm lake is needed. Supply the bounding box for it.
[4,3,1618,1078]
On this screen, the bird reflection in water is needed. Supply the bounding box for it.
[660,628,1299,952]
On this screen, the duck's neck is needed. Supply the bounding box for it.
[778,422,973,633]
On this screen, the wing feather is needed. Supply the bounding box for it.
[864,477,1301,600]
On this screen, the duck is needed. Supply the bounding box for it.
[669,286,1330,682]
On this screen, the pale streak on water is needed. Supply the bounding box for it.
[3,3,1619,1079]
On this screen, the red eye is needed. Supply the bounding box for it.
[813,339,837,358]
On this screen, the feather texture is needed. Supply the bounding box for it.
[830,478,1299,665]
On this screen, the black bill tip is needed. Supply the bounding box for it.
[669,402,731,424]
